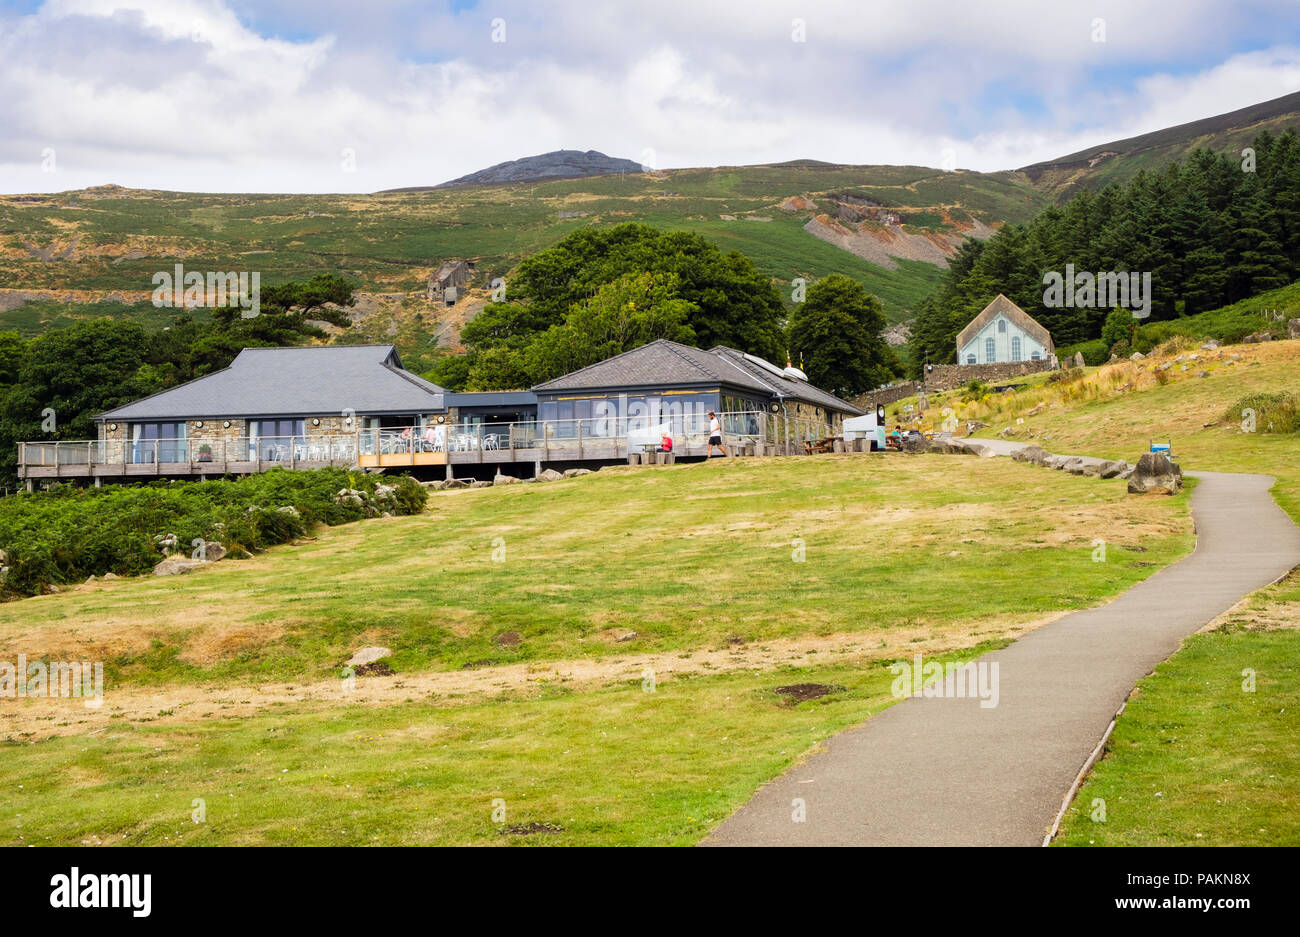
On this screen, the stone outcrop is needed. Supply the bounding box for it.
[1127,452,1182,495]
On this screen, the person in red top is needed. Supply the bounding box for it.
[658,433,673,453]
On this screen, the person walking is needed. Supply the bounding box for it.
[706,411,728,458]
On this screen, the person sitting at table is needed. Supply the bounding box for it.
[422,424,437,452]
[658,432,673,453]
[399,425,412,450]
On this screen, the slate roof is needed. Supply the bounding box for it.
[956,294,1054,353]
[709,346,865,416]
[97,345,447,421]
[531,339,862,415]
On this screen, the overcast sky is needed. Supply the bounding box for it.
[3,0,1300,193]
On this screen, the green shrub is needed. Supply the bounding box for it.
[1223,392,1300,434]
[0,468,427,598]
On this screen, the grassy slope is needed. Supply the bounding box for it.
[2,456,1190,689]
[0,454,1191,845]
[0,164,1046,331]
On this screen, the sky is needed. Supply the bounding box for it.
[3,0,1300,193]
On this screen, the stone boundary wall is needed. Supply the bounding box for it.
[851,382,924,411]
[923,359,1055,392]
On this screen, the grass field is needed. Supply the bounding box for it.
[0,452,1191,845]
[1,456,1190,690]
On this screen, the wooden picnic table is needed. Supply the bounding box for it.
[804,435,841,455]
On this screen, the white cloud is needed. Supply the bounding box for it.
[1,0,1298,192]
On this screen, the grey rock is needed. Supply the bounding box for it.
[562,468,594,478]
[1098,460,1127,479]
[1127,452,1182,495]
[493,474,521,486]
[153,556,204,576]
[536,469,564,482]
[1012,446,1051,466]
[347,646,392,667]
[470,480,492,488]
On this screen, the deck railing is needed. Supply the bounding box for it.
[18,410,836,474]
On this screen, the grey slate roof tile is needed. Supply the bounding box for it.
[97,345,447,421]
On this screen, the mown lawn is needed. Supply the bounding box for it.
[0,454,1192,689]
[2,649,1005,846]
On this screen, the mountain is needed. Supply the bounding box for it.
[391,149,646,191]
[1021,89,1300,199]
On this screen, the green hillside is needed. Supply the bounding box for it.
[0,163,1047,337]
[1021,89,1300,200]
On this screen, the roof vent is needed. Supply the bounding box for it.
[783,365,808,381]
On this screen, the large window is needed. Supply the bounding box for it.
[250,419,304,460]
[131,422,186,463]
[997,318,1007,333]
[1011,336,1022,361]
[985,337,996,363]
[966,354,976,365]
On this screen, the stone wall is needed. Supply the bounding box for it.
[852,381,925,411]
[922,359,1055,392]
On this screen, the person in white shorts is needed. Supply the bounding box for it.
[706,411,728,458]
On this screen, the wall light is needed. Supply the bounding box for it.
[223,421,231,428]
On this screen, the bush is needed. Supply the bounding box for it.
[0,468,427,598]
[1058,339,1108,367]
[1223,392,1300,434]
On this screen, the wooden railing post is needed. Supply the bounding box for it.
[577,419,583,460]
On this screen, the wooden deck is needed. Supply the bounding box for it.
[18,437,801,484]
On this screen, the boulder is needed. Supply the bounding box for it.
[1097,460,1127,479]
[1061,457,1086,475]
[1012,445,1051,466]
[1127,453,1182,495]
[963,443,995,458]
[445,478,471,489]
[536,468,564,482]
[424,480,448,490]
[470,480,492,488]
[346,646,392,668]
[901,434,930,454]
[562,468,593,478]
[277,505,301,518]
[202,540,227,562]
[152,557,204,576]
[1073,352,1086,368]
[965,420,988,434]
[1289,318,1300,340]
[1130,351,1145,360]
[493,473,520,486]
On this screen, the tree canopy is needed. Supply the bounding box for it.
[439,223,787,390]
